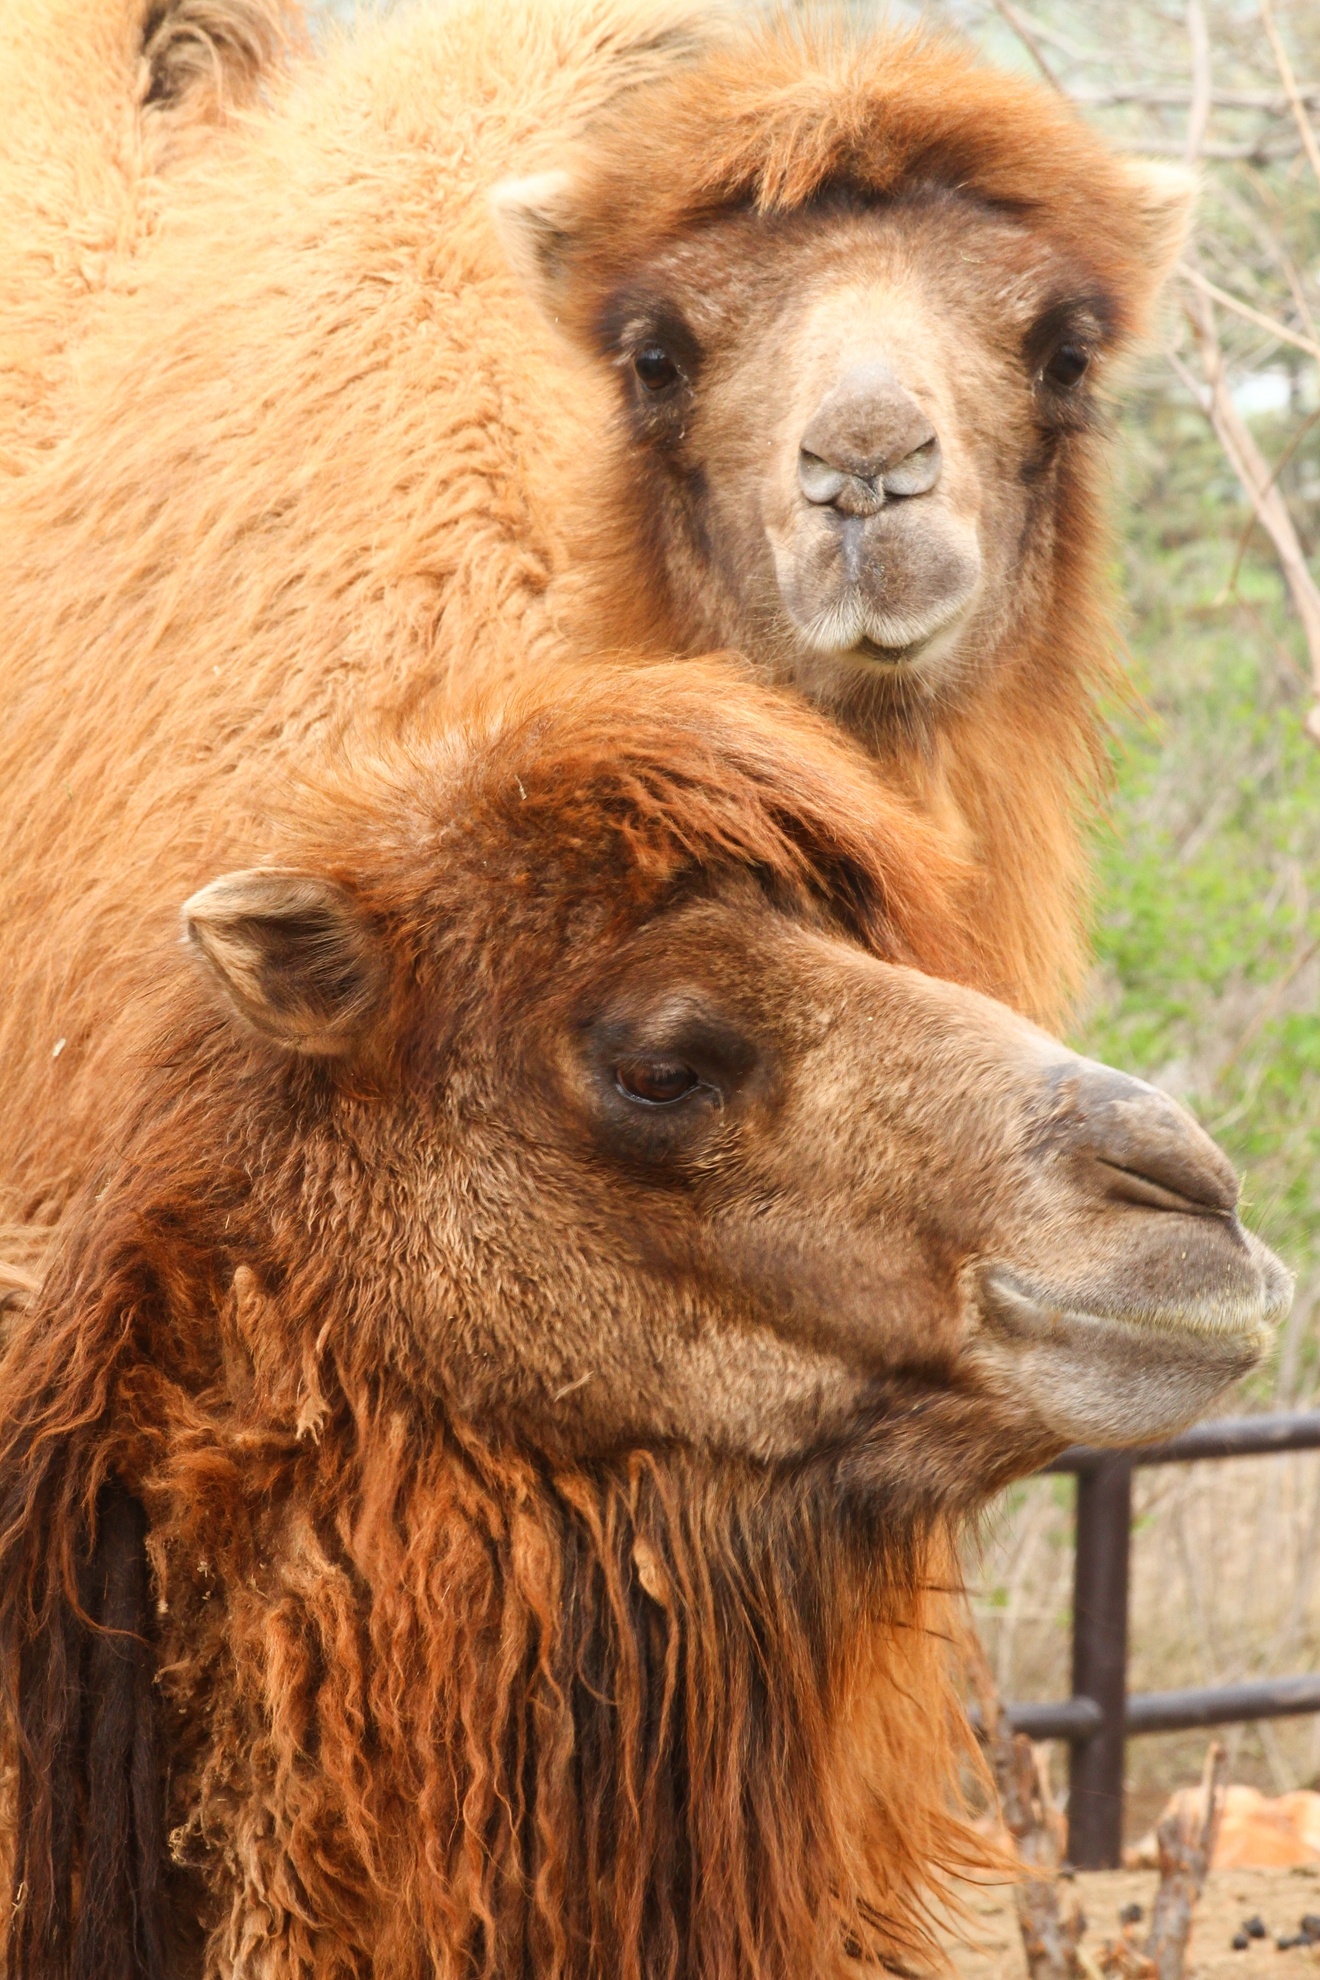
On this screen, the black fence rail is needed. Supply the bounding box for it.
[996,1410,1320,1871]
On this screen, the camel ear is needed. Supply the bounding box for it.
[182,869,386,1057]
[1121,158,1197,282]
[491,169,580,321]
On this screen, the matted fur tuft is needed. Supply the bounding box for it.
[0,1249,988,1979]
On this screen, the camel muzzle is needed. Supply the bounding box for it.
[771,358,982,664]
[1044,1057,1240,1218]
[961,1055,1291,1447]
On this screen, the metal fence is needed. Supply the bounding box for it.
[997,1410,1320,1870]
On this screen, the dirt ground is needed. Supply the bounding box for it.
[945,1865,1320,1980]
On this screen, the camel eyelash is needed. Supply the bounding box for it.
[1025,293,1115,387]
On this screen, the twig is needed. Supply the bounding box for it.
[1258,0,1320,195]
[979,6,1102,67]
[1132,137,1302,161]
[1210,172,1319,347]
[990,0,1064,92]
[965,1634,1084,1980]
[1142,1742,1228,1980]
[1222,403,1320,597]
[1216,933,1320,1082]
[1270,233,1320,349]
[1071,86,1320,110]
[1179,264,1320,366]
[1172,304,1320,740]
[1184,0,1211,165]
[1223,592,1312,692]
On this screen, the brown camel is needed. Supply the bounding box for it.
[0,663,1285,1980]
[0,0,1191,1225]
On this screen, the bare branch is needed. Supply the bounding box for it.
[1179,264,1320,365]
[978,6,1105,67]
[1143,1743,1228,1980]
[1177,297,1320,741]
[1258,0,1320,195]
[989,0,1064,92]
[1217,928,1320,1079]
[1184,0,1212,165]
[1071,85,1320,109]
[1131,135,1302,161]
[964,1634,1083,1980]
[1224,401,1320,595]
[1222,173,1320,347]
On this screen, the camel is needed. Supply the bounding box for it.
[0,662,1287,1980]
[0,0,1194,1226]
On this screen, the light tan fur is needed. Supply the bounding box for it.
[0,0,730,1225]
[0,0,305,473]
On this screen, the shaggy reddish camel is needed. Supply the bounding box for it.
[0,664,1286,1980]
[0,0,1192,1225]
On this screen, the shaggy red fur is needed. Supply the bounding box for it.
[0,662,994,1980]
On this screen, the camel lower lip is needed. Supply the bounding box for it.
[850,635,923,666]
[978,1269,1278,1349]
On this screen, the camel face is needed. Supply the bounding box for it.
[497,158,1179,721]
[185,825,1285,1494]
[506,886,1285,1479]
[595,195,1058,701]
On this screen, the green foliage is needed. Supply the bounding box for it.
[1078,390,1320,1312]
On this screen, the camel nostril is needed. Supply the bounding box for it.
[797,360,941,510]
[798,452,852,507]
[1046,1059,1240,1218]
[881,433,941,499]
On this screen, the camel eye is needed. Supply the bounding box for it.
[616,1058,699,1105]
[634,344,679,392]
[1044,343,1090,389]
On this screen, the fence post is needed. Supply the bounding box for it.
[1067,1455,1133,1868]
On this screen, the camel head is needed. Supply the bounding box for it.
[177,661,1284,1504]
[493,21,1193,724]
[0,662,1284,1979]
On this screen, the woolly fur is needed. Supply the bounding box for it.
[0,664,994,1980]
[0,1,1188,1225]
[0,0,305,472]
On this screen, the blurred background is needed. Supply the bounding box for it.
[319,0,1320,1836]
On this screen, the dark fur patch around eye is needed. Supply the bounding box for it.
[595,297,704,445]
[1026,293,1116,430]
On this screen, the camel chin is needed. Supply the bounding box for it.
[767,491,984,691]
[967,1249,1290,1448]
